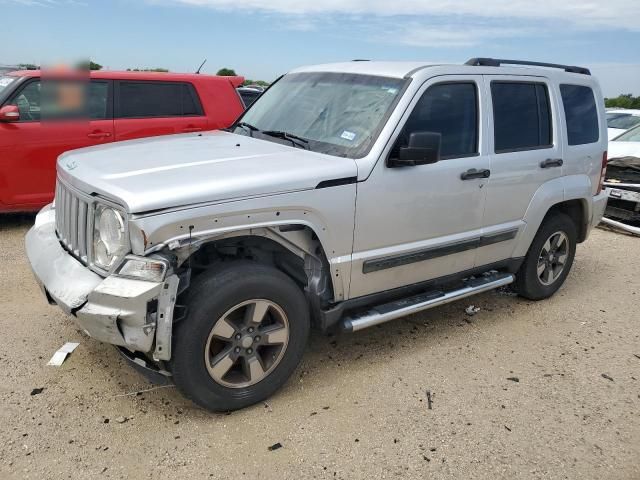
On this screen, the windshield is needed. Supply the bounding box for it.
[0,76,17,95]
[613,124,640,142]
[234,72,407,158]
[607,113,640,130]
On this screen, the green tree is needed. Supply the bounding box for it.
[216,68,237,76]
[605,94,640,109]
[18,63,38,70]
[242,79,270,87]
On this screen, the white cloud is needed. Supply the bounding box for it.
[165,0,640,31]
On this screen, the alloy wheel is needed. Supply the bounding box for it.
[537,231,569,286]
[204,299,290,388]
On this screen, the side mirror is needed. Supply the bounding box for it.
[389,131,441,167]
[0,105,20,122]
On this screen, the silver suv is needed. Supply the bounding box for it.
[26,58,609,411]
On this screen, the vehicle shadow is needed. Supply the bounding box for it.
[0,212,35,231]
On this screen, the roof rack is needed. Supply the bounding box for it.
[465,58,591,75]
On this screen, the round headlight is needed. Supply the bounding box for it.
[93,205,128,270]
[99,207,124,245]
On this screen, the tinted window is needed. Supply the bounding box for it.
[118,81,202,118]
[88,81,109,120]
[238,89,260,108]
[398,82,478,159]
[560,85,599,145]
[492,82,552,152]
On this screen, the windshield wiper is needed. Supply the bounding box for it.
[262,130,310,149]
[235,122,260,137]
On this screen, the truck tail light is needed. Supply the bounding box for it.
[597,151,607,195]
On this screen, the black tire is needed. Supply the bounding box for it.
[514,212,577,300]
[170,261,310,412]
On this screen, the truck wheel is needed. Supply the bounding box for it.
[514,212,577,300]
[170,261,310,412]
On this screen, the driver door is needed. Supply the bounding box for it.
[0,78,114,209]
[349,76,490,299]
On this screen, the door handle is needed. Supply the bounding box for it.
[87,132,112,139]
[182,127,203,133]
[461,168,490,180]
[540,158,563,168]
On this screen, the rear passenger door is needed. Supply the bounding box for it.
[476,76,563,267]
[113,80,208,141]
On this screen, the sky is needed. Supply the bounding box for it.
[1,0,639,97]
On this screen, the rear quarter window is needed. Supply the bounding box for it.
[117,81,203,118]
[560,85,599,145]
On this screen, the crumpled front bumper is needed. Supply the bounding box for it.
[601,185,640,235]
[25,206,168,356]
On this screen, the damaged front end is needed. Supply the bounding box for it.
[26,207,186,382]
[602,156,640,235]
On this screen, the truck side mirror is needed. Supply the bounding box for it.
[389,131,441,167]
[0,105,20,122]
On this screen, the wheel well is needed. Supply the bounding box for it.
[545,199,588,243]
[180,230,335,326]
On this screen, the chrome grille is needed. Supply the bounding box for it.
[55,181,91,263]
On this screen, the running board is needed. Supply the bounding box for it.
[341,273,514,332]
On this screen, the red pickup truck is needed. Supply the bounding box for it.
[0,70,245,212]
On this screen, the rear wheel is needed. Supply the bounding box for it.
[514,212,577,300]
[170,262,310,411]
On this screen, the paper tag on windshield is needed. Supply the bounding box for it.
[341,131,356,141]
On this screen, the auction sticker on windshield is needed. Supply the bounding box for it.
[341,131,356,141]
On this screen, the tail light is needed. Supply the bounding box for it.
[596,151,607,195]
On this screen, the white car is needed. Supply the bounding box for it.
[603,124,640,234]
[606,109,640,140]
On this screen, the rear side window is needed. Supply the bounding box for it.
[491,82,552,153]
[399,82,478,159]
[117,81,203,118]
[560,85,599,145]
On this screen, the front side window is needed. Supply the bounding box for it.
[560,84,599,145]
[395,82,478,159]
[234,72,407,158]
[491,82,552,153]
[117,81,202,118]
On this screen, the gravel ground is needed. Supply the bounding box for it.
[0,214,638,480]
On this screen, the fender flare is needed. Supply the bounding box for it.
[512,174,592,258]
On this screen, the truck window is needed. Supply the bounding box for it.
[117,81,203,118]
[398,82,478,159]
[560,85,599,145]
[491,82,552,153]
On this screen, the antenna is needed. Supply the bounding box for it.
[195,59,207,74]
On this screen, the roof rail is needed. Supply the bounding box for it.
[465,58,591,75]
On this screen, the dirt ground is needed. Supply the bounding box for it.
[0,214,638,480]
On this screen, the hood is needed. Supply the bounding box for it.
[57,131,358,213]
[608,141,640,161]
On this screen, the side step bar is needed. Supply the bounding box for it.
[342,273,514,332]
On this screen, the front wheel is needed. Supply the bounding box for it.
[514,212,577,300]
[170,262,310,412]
